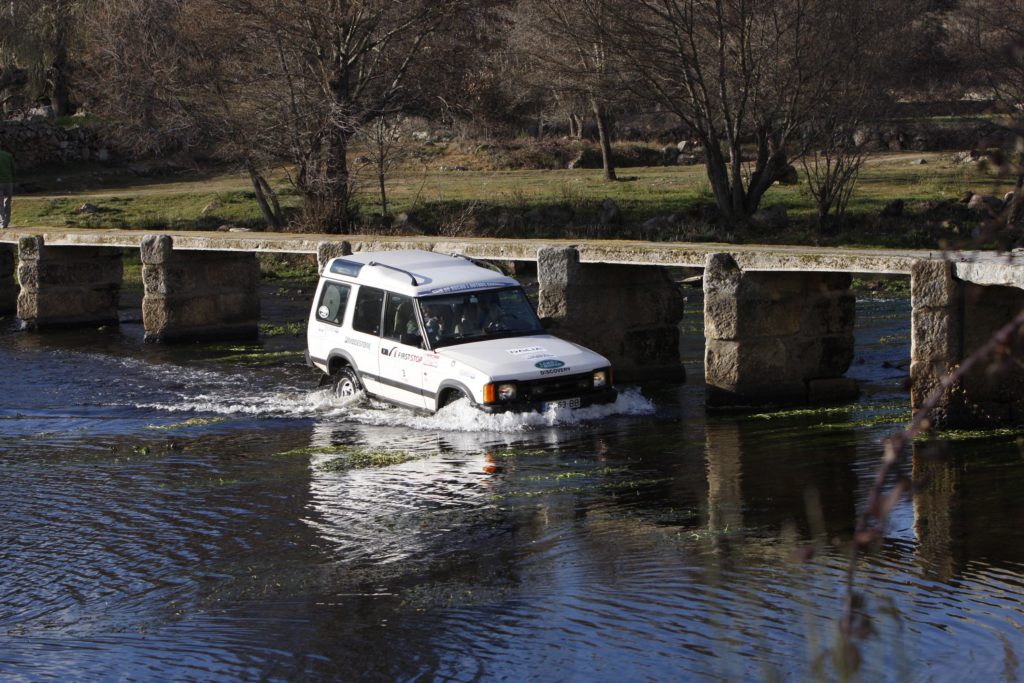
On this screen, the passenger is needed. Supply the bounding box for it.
[422,303,446,343]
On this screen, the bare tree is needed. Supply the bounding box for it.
[800,66,884,228]
[83,0,468,233]
[513,0,621,180]
[357,114,404,218]
[0,0,82,116]
[609,0,906,224]
[801,122,869,229]
[948,0,1024,238]
[211,0,464,233]
[951,0,1024,112]
[80,0,194,155]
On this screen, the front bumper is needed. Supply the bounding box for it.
[478,387,618,414]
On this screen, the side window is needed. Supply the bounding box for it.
[352,287,385,336]
[383,292,419,343]
[315,281,351,326]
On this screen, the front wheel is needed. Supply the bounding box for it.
[438,388,466,410]
[332,366,362,399]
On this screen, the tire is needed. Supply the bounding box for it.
[332,366,362,399]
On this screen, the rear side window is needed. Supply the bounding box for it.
[352,287,386,336]
[315,281,351,326]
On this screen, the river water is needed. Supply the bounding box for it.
[1,279,1023,682]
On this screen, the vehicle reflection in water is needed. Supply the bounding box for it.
[302,416,514,566]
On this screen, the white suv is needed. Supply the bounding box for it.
[306,250,617,413]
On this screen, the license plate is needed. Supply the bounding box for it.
[541,397,581,411]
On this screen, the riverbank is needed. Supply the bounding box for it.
[9,149,1020,250]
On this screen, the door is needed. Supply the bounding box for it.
[348,285,386,396]
[377,291,429,409]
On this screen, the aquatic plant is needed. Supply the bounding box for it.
[148,416,230,430]
[205,350,304,365]
[275,443,438,471]
[258,322,306,337]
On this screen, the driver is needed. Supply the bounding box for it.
[455,300,482,336]
[478,293,506,331]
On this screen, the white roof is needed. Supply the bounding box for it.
[324,249,519,297]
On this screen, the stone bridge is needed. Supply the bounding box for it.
[2,228,1023,426]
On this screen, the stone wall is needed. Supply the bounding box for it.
[703,253,857,406]
[912,258,1024,426]
[909,260,963,424]
[16,236,122,329]
[537,246,686,382]
[141,235,260,343]
[0,121,111,170]
[316,241,353,273]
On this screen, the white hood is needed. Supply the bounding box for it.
[437,335,609,380]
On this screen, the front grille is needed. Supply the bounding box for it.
[520,372,594,402]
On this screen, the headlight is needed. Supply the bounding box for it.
[593,369,609,389]
[483,382,517,403]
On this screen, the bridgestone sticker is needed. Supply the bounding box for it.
[344,336,372,350]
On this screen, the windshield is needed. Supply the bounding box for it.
[417,287,544,348]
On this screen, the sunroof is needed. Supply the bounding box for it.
[329,259,364,277]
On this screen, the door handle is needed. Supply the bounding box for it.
[381,347,390,355]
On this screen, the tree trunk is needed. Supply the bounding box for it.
[378,167,389,217]
[305,128,354,234]
[569,113,584,139]
[592,101,616,181]
[703,138,738,222]
[50,0,72,117]
[246,160,283,230]
[744,130,787,216]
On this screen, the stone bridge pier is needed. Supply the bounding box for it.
[0,244,16,315]
[141,235,260,343]
[537,246,686,382]
[703,253,858,406]
[911,260,1024,427]
[16,235,122,330]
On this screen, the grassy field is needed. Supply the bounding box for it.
[10,146,1016,248]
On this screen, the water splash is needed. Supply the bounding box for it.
[139,379,655,433]
[17,346,656,433]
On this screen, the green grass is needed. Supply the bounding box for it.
[15,186,304,231]
[11,148,1015,248]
